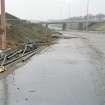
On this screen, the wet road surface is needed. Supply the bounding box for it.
[0,31,105,105]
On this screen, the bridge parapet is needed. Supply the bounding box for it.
[39,19,105,24]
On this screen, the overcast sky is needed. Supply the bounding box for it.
[5,0,105,21]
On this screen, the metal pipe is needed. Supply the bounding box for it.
[1,55,7,66]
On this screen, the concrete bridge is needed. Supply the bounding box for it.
[39,19,105,31]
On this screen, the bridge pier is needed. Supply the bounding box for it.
[62,23,67,31]
[45,24,48,33]
[78,22,91,31]
[82,23,86,31]
[78,23,84,30]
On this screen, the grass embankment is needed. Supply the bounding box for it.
[6,13,56,48]
[89,22,105,32]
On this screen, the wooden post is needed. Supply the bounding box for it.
[0,0,6,49]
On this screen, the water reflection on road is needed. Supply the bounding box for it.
[0,32,105,105]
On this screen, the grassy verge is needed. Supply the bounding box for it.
[6,13,58,48]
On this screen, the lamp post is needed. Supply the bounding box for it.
[68,0,71,18]
[86,0,89,31]
[67,0,71,30]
